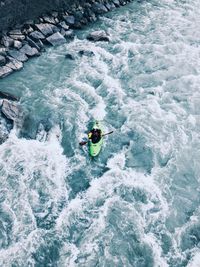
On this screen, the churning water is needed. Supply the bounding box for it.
[0,0,200,266]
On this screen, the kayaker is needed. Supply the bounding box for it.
[88,128,102,144]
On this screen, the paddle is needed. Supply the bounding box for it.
[79,131,114,146]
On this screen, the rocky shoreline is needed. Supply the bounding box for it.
[0,0,133,79]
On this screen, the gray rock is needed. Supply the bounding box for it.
[8,50,28,62]
[0,47,7,56]
[26,36,41,51]
[35,23,55,36]
[0,55,6,66]
[112,0,120,7]
[46,32,66,46]
[64,30,75,39]
[43,16,56,24]
[20,44,39,57]
[52,11,58,18]
[37,39,46,52]
[59,21,69,30]
[1,99,22,122]
[0,91,19,101]
[6,58,23,71]
[13,40,22,49]
[8,29,22,35]
[87,30,110,42]
[9,34,25,41]
[78,50,95,57]
[30,31,45,40]
[0,66,13,78]
[65,53,75,60]
[63,15,75,26]
[92,3,108,14]
[1,36,14,47]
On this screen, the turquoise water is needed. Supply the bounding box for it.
[0,0,200,266]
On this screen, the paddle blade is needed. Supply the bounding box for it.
[79,141,88,146]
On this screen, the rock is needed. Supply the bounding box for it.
[30,31,45,41]
[20,44,39,57]
[1,36,14,47]
[8,29,22,35]
[37,40,46,52]
[8,50,28,62]
[0,115,12,144]
[46,32,66,46]
[26,36,41,51]
[13,40,22,49]
[0,55,6,66]
[87,30,110,42]
[84,8,97,22]
[0,47,7,56]
[6,58,23,71]
[63,15,75,26]
[9,34,25,41]
[43,16,56,24]
[35,23,55,36]
[92,3,108,14]
[78,50,95,57]
[0,91,19,101]
[112,0,120,7]
[52,11,58,18]
[1,99,22,122]
[59,21,69,30]
[65,53,75,60]
[64,30,75,39]
[0,66,13,78]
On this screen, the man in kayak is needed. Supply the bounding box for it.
[88,128,102,144]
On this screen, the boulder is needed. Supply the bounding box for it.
[6,58,23,71]
[13,40,22,49]
[0,55,6,66]
[0,91,19,101]
[20,44,40,57]
[63,15,75,26]
[9,34,25,41]
[1,99,22,122]
[87,30,110,42]
[78,50,95,57]
[64,30,75,39]
[112,0,120,7]
[35,23,55,36]
[59,21,69,30]
[84,8,97,22]
[0,66,13,78]
[65,53,75,60]
[8,50,28,62]
[43,16,56,24]
[26,36,41,51]
[30,31,45,40]
[1,36,14,47]
[0,47,7,56]
[46,32,66,46]
[8,29,22,35]
[92,3,108,14]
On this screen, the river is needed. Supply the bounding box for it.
[0,0,200,266]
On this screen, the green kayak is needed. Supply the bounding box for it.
[89,121,103,157]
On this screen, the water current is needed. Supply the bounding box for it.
[0,0,200,266]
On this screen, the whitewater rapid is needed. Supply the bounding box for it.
[0,0,200,266]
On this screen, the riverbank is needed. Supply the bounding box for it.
[0,0,133,79]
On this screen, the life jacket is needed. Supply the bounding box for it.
[88,129,101,144]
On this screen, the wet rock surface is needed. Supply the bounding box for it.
[87,30,110,42]
[0,91,21,144]
[0,0,133,79]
